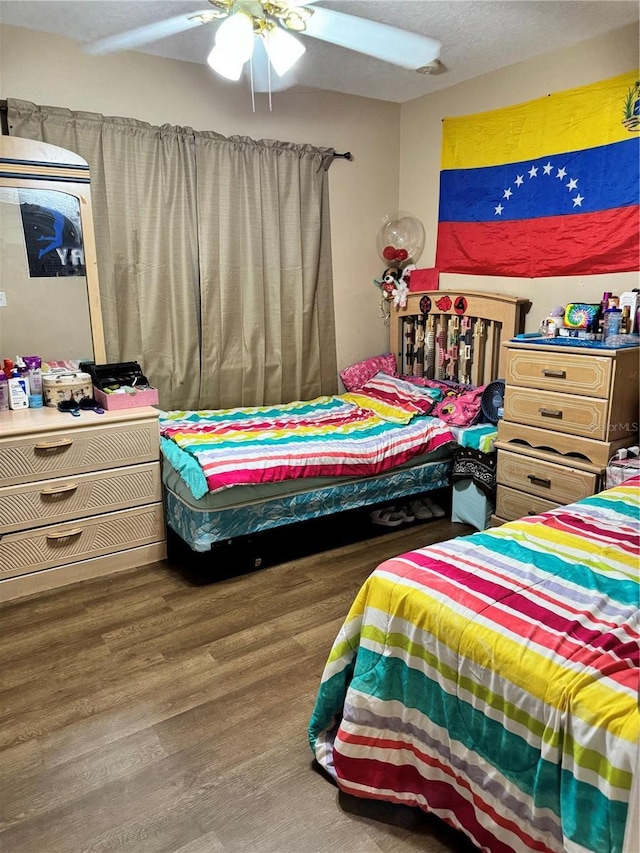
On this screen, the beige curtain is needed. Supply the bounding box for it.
[7,98,337,410]
[195,133,336,407]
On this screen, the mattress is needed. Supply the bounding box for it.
[309,476,640,853]
[163,450,453,552]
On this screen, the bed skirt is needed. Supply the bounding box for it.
[164,459,452,552]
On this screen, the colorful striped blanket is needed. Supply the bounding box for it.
[160,395,455,496]
[309,477,640,853]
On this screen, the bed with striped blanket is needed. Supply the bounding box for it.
[159,377,460,552]
[309,476,640,853]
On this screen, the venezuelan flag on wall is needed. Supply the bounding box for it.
[436,71,640,277]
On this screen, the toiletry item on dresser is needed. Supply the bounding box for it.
[22,355,43,407]
[41,370,92,408]
[603,307,623,342]
[620,306,631,335]
[8,369,29,409]
[619,291,639,333]
[23,355,43,395]
[0,370,9,411]
[597,291,611,337]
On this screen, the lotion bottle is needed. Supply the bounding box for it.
[8,369,29,410]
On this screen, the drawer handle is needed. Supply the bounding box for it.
[538,408,563,419]
[40,483,79,496]
[542,369,566,379]
[46,528,82,540]
[528,474,551,489]
[35,438,74,450]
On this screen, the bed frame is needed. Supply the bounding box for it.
[164,289,531,559]
[390,290,531,384]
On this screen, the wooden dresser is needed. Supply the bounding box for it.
[494,339,639,523]
[0,406,166,601]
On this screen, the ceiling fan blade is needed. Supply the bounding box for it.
[83,11,215,56]
[301,6,441,70]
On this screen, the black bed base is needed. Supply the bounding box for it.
[165,488,452,584]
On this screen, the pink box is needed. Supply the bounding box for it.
[94,386,159,410]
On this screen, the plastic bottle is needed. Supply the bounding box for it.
[8,369,29,409]
[23,355,43,396]
[0,370,9,412]
[603,307,622,342]
[597,292,611,337]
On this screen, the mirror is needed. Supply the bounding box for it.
[0,136,106,364]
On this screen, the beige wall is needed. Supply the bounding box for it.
[400,23,640,335]
[0,23,400,374]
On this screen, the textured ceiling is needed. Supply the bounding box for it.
[1,0,638,103]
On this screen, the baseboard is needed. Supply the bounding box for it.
[0,541,167,602]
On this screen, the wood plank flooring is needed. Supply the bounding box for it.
[0,516,481,853]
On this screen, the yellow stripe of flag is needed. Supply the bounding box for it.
[441,70,640,170]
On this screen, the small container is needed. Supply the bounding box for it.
[42,371,93,408]
[28,394,44,408]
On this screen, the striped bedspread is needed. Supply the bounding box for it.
[309,476,640,853]
[159,395,454,495]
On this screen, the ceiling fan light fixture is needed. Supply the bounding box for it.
[262,26,305,77]
[207,44,246,80]
[214,10,255,59]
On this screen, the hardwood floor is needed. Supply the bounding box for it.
[0,515,480,853]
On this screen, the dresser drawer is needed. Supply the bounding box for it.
[0,504,165,580]
[0,418,160,487]
[497,449,597,504]
[503,387,609,440]
[0,462,162,534]
[496,485,560,522]
[505,349,612,397]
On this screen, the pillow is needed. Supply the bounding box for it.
[433,385,485,427]
[340,353,396,391]
[344,372,441,424]
[359,372,441,414]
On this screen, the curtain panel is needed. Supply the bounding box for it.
[7,98,338,410]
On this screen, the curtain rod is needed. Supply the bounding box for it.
[0,102,352,159]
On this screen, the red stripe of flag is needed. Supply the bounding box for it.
[436,206,639,276]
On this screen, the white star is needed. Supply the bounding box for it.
[557,167,567,180]
[566,178,578,191]
[543,162,553,175]
[572,194,584,207]
[515,175,524,186]
[503,188,513,199]
[494,204,504,215]
[528,165,539,178]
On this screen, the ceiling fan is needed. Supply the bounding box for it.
[84,0,442,90]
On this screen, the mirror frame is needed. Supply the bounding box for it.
[0,135,107,363]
